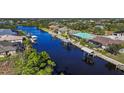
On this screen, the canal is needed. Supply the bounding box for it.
[17,26,124,75]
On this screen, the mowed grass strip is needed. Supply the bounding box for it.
[105,53,124,64]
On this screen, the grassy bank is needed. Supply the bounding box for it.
[105,53,124,64]
[0,57,7,62]
[38,27,49,32]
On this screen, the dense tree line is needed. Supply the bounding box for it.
[1,18,124,35]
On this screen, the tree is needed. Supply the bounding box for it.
[106,44,123,55]
[14,49,56,75]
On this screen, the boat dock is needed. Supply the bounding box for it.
[94,51,124,70]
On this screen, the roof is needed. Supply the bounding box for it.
[0,41,13,46]
[0,29,16,35]
[0,41,17,53]
[89,36,123,46]
[49,25,59,31]
[0,35,25,41]
[58,27,68,32]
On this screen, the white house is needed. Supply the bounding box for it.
[112,31,124,40]
[104,31,124,41]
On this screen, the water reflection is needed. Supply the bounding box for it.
[105,63,116,71]
[54,66,72,75]
[61,42,72,51]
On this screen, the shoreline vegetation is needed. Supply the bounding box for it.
[13,38,56,75]
[0,34,56,75]
[38,27,49,32]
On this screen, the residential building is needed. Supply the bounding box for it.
[0,35,25,43]
[89,36,123,49]
[57,27,68,34]
[0,41,17,57]
[0,29,16,35]
[112,31,124,40]
[48,25,59,32]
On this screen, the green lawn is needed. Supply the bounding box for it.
[105,53,124,64]
[39,27,49,32]
[0,57,7,62]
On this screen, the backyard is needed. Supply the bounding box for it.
[105,53,124,64]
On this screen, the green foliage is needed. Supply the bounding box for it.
[14,48,56,75]
[40,63,47,68]
[47,60,56,67]
[23,38,31,46]
[60,72,64,75]
[14,38,56,75]
[0,24,16,29]
[0,57,8,62]
[87,43,96,48]
[80,39,87,46]
[97,49,107,55]
[17,30,26,36]
[94,27,105,35]
[106,44,123,55]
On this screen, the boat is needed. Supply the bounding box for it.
[30,35,37,43]
[31,35,37,40]
[26,33,32,38]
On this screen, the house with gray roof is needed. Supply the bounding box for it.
[0,29,16,35]
[0,41,17,57]
[57,27,69,34]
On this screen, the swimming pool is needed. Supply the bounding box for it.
[73,32,95,39]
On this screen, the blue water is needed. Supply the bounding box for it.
[17,26,124,75]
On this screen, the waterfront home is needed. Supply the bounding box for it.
[104,31,124,40]
[0,35,25,43]
[57,27,69,34]
[89,36,123,49]
[112,31,124,40]
[0,29,16,35]
[0,41,17,57]
[48,25,59,32]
